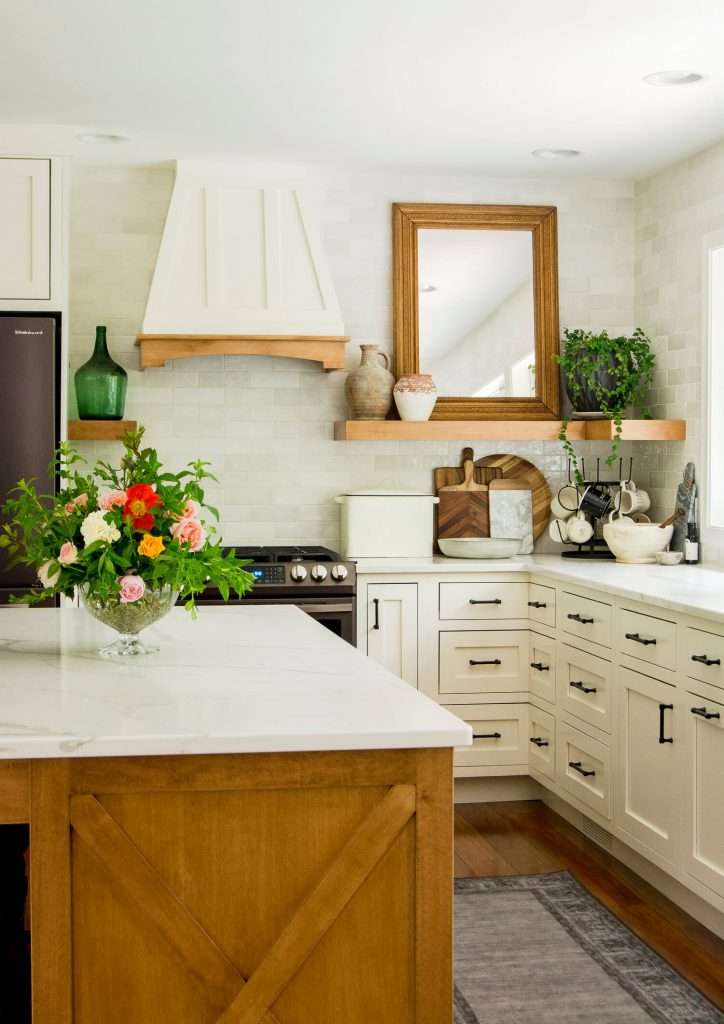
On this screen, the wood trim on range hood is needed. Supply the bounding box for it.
[137,161,348,370]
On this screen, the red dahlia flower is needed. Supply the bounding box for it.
[123,483,163,532]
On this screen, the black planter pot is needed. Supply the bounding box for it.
[566,363,618,418]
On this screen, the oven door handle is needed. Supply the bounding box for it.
[295,602,355,615]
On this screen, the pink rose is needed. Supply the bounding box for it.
[99,489,127,511]
[58,541,78,566]
[118,575,146,604]
[170,516,206,552]
[64,492,89,514]
[176,498,201,520]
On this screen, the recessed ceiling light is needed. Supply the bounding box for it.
[643,70,703,86]
[531,148,581,160]
[75,132,129,144]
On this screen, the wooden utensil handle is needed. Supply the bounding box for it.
[659,510,684,529]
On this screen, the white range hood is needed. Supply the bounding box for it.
[138,160,347,370]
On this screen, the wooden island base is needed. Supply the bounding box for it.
[1,747,453,1024]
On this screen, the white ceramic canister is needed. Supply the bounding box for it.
[393,374,438,421]
[335,490,439,557]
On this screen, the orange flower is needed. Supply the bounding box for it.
[123,484,163,532]
[137,534,165,559]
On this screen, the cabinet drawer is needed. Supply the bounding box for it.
[560,591,612,648]
[557,643,613,734]
[439,630,527,700]
[618,607,676,672]
[446,703,529,768]
[558,720,612,820]
[529,632,556,707]
[685,626,724,690]
[528,583,556,628]
[529,704,556,782]
[439,582,528,621]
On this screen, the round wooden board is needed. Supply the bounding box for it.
[474,453,552,541]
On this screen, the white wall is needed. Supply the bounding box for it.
[635,137,724,557]
[69,162,635,549]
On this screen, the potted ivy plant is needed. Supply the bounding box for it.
[556,328,656,484]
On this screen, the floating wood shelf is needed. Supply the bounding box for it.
[333,419,687,442]
[68,420,137,441]
[136,334,349,371]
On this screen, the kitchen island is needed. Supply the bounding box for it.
[0,606,470,1024]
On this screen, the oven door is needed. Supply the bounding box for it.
[294,599,356,646]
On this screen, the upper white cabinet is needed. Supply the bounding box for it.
[0,158,51,299]
[365,583,418,687]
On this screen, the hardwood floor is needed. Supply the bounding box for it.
[454,800,724,1011]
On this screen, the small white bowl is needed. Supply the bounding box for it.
[438,537,521,559]
[655,550,683,566]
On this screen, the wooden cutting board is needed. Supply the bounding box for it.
[475,454,551,541]
[437,454,489,539]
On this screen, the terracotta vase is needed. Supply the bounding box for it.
[393,374,438,421]
[344,344,394,420]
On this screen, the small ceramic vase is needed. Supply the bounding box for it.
[344,344,394,420]
[393,374,438,421]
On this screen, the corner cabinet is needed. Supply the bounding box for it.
[364,583,418,687]
[0,159,51,299]
[684,685,724,900]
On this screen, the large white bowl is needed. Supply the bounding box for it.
[603,519,674,564]
[438,537,521,559]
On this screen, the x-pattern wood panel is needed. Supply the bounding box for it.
[70,784,416,1024]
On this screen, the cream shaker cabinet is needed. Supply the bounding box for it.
[365,583,418,687]
[684,687,724,900]
[0,158,51,299]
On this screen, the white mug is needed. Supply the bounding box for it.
[619,481,651,516]
[567,511,594,545]
[550,485,579,520]
[548,518,569,543]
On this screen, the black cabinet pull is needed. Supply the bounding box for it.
[568,612,594,624]
[692,654,721,667]
[473,731,502,740]
[570,679,597,695]
[530,736,550,748]
[372,598,380,630]
[625,632,657,646]
[469,658,502,666]
[530,661,550,672]
[569,760,596,778]
[470,598,502,605]
[658,703,674,744]
[691,706,722,721]
[528,601,547,609]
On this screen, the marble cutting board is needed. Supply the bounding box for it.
[489,480,534,554]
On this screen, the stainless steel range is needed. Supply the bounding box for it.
[195,546,357,646]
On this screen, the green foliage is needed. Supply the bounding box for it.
[555,328,656,484]
[0,426,254,612]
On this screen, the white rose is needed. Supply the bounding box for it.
[80,510,121,547]
[38,560,60,589]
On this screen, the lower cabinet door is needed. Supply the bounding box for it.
[557,719,612,821]
[684,688,724,898]
[529,704,556,783]
[366,583,418,686]
[615,668,680,866]
[445,703,529,772]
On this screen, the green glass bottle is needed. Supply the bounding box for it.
[75,326,128,420]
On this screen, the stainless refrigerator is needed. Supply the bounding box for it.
[0,312,61,604]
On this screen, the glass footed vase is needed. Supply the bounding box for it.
[80,585,177,656]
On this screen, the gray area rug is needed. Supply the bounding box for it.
[455,872,724,1024]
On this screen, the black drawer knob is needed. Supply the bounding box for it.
[569,760,596,778]
[691,706,722,721]
[470,598,502,605]
[473,731,502,740]
[570,679,597,695]
[625,632,657,646]
[691,654,721,667]
[469,658,502,666]
[568,612,594,624]
[530,736,550,748]
[530,661,550,672]
[528,601,547,609]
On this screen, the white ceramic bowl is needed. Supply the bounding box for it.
[655,550,683,565]
[603,519,674,564]
[438,537,521,559]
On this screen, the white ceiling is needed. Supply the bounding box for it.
[2,0,724,177]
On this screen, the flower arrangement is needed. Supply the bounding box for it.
[0,428,254,619]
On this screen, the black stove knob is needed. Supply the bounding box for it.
[310,564,328,582]
[290,564,308,582]
[330,564,348,582]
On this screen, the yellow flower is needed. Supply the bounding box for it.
[137,533,165,559]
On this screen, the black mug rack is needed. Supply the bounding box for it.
[558,457,635,560]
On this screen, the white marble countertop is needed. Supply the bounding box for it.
[0,606,471,760]
[354,554,724,624]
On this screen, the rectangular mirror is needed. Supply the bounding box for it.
[393,203,560,419]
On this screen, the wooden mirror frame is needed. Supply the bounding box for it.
[393,203,560,420]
